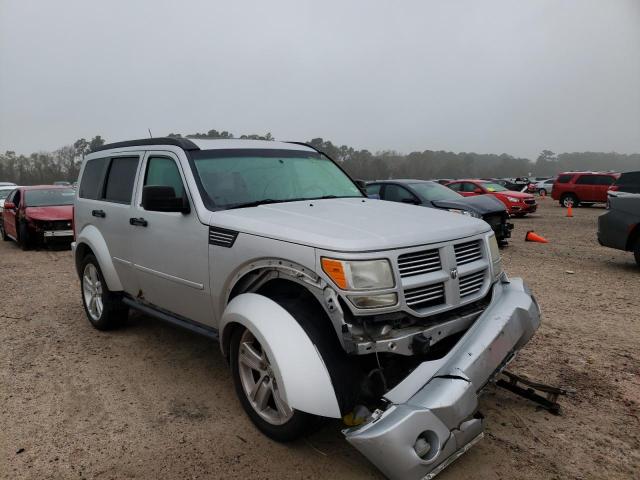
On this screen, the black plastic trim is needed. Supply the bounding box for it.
[122,297,219,340]
[209,226,239,247]
[91,137,200,153]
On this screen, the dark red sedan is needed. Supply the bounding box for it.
[1,185,75,249]
[446,179,537,216]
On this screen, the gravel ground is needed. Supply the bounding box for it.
[1,200,639,480]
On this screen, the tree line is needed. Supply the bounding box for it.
[1,129,637,185]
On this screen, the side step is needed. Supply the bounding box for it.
[122,297,219,340]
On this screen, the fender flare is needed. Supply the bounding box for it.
[220,293,341,419]
[75,225,123,291]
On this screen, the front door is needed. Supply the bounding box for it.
[129,152,213,325]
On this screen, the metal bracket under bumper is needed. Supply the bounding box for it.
[343,277,541,480]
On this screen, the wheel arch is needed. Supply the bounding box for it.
[74,225,123,291]
[220,293,342,418]
[626,223,640,252]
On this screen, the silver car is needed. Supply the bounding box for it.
[534,178,556,196]
[72,138,540,480]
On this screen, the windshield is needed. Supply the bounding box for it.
[409,182,462,201]
[190,149,363,209]
[25,188,75,207]
[0,189,13,200]
[482,182,508,192]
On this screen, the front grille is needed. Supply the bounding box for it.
[459,270,486,297]
[454,240,482,265]
[524,199,536,205]
[397,249,441,278]
[404,283,445,309]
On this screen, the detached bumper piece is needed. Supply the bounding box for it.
[344,277,541,480]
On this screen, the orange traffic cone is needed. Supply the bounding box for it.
[525,230,548,243]
[566,205,573,217]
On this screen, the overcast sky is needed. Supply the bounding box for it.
[1,0,639,159]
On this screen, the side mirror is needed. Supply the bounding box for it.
[474,188,483,194]
[142,186,190,214]
[3,201,15,210]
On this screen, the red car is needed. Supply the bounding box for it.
[551,171,620,207]
[1,185,75,249]
[446,179,537,216]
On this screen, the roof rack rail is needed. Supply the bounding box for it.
[91,137,200,153]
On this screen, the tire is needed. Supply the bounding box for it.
[229,325,319,442]
[560,194,579,208]
[18,221,30,250]
[538,188,547,196]
[634,239,640,267]
[80,254,128,330]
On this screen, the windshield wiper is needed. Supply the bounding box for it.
[227,198,311,210]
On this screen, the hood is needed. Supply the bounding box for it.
[25,205,73,221]
[431,195,507,215]
[493,190,533,199]
[209,198,490,252]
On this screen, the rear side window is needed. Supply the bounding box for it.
[384,184,417,203]
[556,174,573,183]
[144,157,185,198]
[615,171,640,193]
[593,175,615,186]
[447,183,462,191]
[575,175,596,185]
[79,158,109,200]
[103,157,140,203]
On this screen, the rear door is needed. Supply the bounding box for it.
[593,175,616,201]
[77,154,142,294]
[128,152,212,325]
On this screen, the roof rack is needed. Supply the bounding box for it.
[91,137,200,153]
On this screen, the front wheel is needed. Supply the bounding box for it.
[230,326,318,442]
[80,254,128,330]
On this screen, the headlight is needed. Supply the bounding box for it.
[447,208,481,218]
[321,258,395,290]
[506,196,520,203]
[348,293,398,309]
[488,234,503,280]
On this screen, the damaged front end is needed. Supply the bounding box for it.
[343,276,541,480]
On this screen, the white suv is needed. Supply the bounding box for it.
[73,138,540,480]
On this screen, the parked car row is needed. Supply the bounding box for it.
[0,185,75,249]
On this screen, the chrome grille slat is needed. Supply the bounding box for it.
[403,283,445,309]
[454,241,482,265]
[459,269,487,297]
[397,248,441,278]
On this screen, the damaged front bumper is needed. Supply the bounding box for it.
[343,276,541,480]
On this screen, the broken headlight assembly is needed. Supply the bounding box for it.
[321,258,398,309]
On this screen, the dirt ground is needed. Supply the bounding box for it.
[1,199,639,480]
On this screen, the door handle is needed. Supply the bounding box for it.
[92,209,106,218]
[129,217,148,227]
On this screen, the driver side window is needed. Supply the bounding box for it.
[144,157,185,199]
[384,184,418,203]
[462,183,478,192]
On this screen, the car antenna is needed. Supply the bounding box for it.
[148,128,153,138]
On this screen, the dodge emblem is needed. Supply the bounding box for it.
[450,268,458,279]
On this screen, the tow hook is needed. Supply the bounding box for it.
[495,370,575,415]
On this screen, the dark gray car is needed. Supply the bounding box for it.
[367,179,514,245]
[598,194,640,266]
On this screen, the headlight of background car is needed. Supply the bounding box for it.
[321,258,397,308]
[488,234,503,280]
[506,196,520,203]
[447,208,481,218]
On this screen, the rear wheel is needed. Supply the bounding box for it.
[80,254,128,330]
[561,194,579,208]
[230,325,318,441]
[538,188,547,196]
[634,239,640,267]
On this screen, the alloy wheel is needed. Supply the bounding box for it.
[237,329,293,425]
[82,263,104,322]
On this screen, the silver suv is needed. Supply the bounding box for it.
[72,138,540,480]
